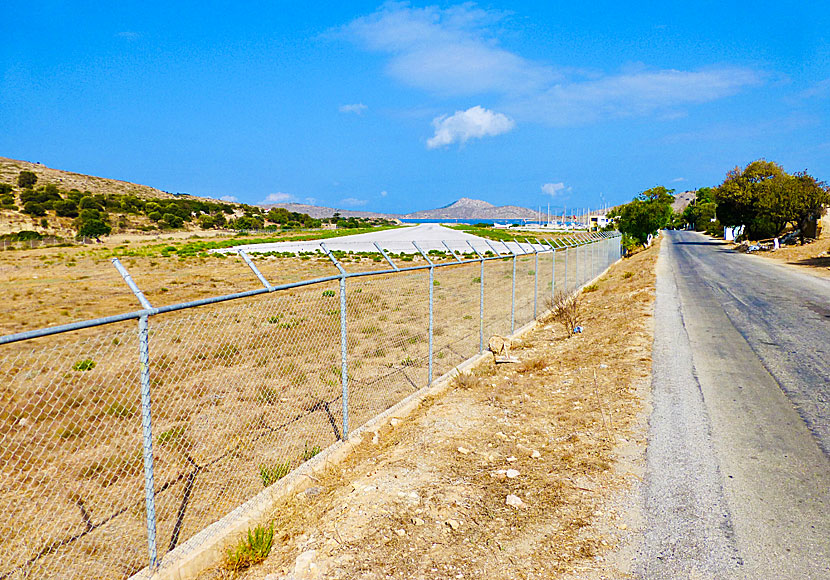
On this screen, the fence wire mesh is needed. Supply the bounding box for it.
[1,234,620,579]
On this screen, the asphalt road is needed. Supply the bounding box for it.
[636,230,830,579]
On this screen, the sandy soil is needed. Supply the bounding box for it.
[751,235,830,280]
[197,243,659,580]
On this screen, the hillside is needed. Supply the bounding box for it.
[0,157,185,202]
[0,156,330,239]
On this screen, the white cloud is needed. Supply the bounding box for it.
[219,195,237,202]
[510,67,761,126]
[341,3,556,96]
[339,103,368,114]
[380,190,388,197]
[671,177,686,183]
[261,192,295,204]
[342,4,761,127]
[427,106,514,149]
[304,197,317,204]
[541,182,569,197]
[341,197,367,206]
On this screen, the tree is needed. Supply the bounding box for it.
[17,171,37,189]
[783,172,830,243]
[161,213,184,228]
[77,219,112,238]
[715,160,829,240]
[0,183,12,195]
[615,186,675,245]
[54,199,79,217]
[22,201,46,216]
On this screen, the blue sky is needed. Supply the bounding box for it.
[1,1,828,213]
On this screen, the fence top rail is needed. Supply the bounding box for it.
[1,233,618,345]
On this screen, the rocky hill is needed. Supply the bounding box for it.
[404,197,539,220]
[0,157,186,201]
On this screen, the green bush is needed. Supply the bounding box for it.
[17,170,37,189]
[22,201,46,216]
[54,199,79,217]
[72,359,96,371]
[225,524,274,572]
[259,461,291,487]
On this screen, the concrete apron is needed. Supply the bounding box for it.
[130,256,622,580]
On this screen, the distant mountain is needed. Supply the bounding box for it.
[404,197,539,220]
[261,197,541,221]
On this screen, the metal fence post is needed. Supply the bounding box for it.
[503,242,516,333]
[467,241,485,353]
[526,239,538,320]
[413,243,434,385]
[320,243,349,439]
[111,259,158,571]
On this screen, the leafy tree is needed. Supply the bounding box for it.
[79,196,104,211]
[22,201,46,216]
[198,214,215,229]
[17,171,37,189]
[77,218,112,238]
[0,183,12,195]
[615,186,675,245]
[54,199,79,217]
[715,160,830,240]
[161,213,184,228]
[147,211,163,222]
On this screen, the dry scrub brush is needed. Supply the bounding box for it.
[546,290,583,336]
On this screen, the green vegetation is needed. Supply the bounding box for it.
[259,461,291,486]
[225,524,274,572]
[157,426,188,445]
[611,186,674,246]
[712,160,829,241]
[301,442,322,461]
[1,169,396,242]
[72,359,96,371]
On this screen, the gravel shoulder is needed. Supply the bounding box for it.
[197,243,660,580]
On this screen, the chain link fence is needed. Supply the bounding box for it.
[1,232,621,579]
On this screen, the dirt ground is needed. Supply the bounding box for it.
[198,243,659,580]
[751,235,830,280]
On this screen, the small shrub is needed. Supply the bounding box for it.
[400,356,416,367]
[301,442,322,461]
[257,385,280,405]
[266,315,281,324]
[72,359,96,371]
[583,284,598,293]
[105,402,135,418]
[157,426,187,445]
[225,524,274,573]
[322,289,335,297]
[55,421,85,439]
[451,371,480,390]
[622,271,634,279]
[259,461,291,487]
[215,343,240,363]
[547,290,583,336]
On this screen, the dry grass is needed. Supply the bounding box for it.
[194,241,659,580]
